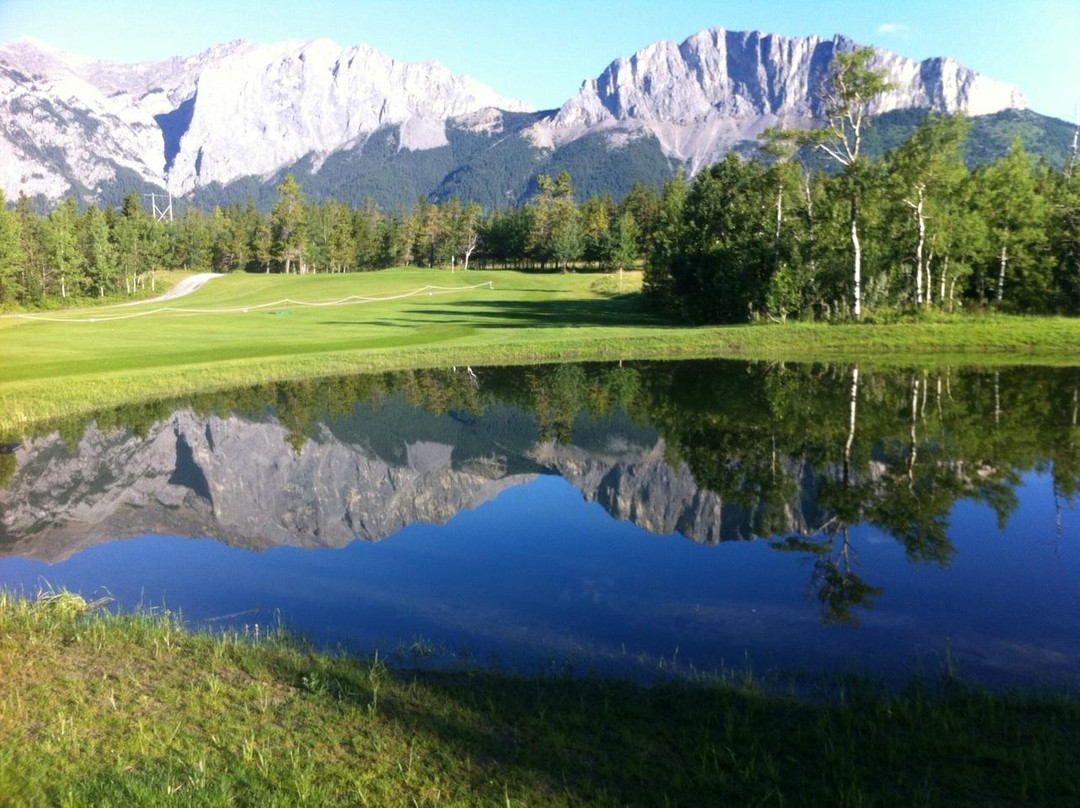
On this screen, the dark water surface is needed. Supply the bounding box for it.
[1,361,1078,684]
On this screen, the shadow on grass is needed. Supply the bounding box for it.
[319,298,672,330]
[260,647,1080,805]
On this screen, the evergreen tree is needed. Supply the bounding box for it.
[529,171,578,269]
[665,154,775,322]
[327,201,356,272]
[580,193,614,268]
[618,182,660,259]
[352,197,381,270]
[270,173,307,273]
[643,170,688,310]
[609,211,639,291]
[15,193,43,302]
[0,188,25,305]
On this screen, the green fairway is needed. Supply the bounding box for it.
[3,267,1080,431]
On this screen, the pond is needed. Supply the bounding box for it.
[1,360,1078,685]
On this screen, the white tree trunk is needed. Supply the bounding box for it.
[774,179,784,274]
[844,365,859,484]
[910,187,925,306]
[908,376,919,489]
[939,256,949,307]
[996,244,1007,303]
[994,371,1001,426]
[850,196,861,319]
[925,249,934,307]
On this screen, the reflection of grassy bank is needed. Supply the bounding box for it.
[2,592,1078,805]
[3,268,1080,431]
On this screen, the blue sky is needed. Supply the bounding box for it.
[1,0,1077,121]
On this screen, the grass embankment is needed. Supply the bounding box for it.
[1,592,1077,806]
[3,267,1080,431]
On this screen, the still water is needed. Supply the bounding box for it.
[1,361,1078,684]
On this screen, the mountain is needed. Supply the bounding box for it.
[0,36,531,204]
[0,28,1062,210]
[528,29,1026,174]
[0,405,818,564]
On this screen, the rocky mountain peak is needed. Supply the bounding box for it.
[0,35,533,199]
[528,27,1027,171]
[0,26,1031,204]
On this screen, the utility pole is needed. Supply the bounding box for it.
[1067,104,1078,183]
[144,191,173,223]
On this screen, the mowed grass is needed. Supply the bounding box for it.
[2,591,1079,807]
[3,267,1080,431]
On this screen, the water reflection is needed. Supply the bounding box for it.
[1,361,1078,681]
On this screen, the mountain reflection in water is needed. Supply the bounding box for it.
[1,361,1078,683]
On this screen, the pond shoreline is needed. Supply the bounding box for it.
[2,591,1078,805]
[3,268,1080,433]
[5,323,1080,434]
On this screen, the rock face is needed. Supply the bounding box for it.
[0,36,531,199]
[529,28,1027,172]
[0,28,1027,202]
[0,411,536,562]
[0,406,825,563]
[531,440,820,544]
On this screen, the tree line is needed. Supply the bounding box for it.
[0,167,647,307]
[0,47,1076,317]
[645,50,1080,321]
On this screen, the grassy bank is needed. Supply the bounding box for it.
[1,592,1077,806]
[3,268,1080,431]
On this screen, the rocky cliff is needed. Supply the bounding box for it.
[0,27,1029,203]
[0,36,530,199]
[529,28,1027,172]
[0,411,535,562]
[0,407,820,563]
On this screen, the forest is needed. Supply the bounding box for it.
[0,53,1077,320]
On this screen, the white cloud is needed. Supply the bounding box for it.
[877,23,911,38]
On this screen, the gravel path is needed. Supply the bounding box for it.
[1,273,225,320]
[108,272,224,307]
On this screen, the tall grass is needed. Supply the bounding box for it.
[1,589,1078,806]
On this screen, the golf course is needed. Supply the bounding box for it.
[4,267,1080,432]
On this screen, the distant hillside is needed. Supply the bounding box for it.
[187,109,1073,212]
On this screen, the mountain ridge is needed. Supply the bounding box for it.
[0,27,1059,209]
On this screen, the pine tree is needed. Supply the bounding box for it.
[0,188,25,304]
[270,174,307,273]
[609,211,639,292]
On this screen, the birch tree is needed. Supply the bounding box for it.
[802,48,894,319]
[885,113,970,307]
[976,137,1049,308]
